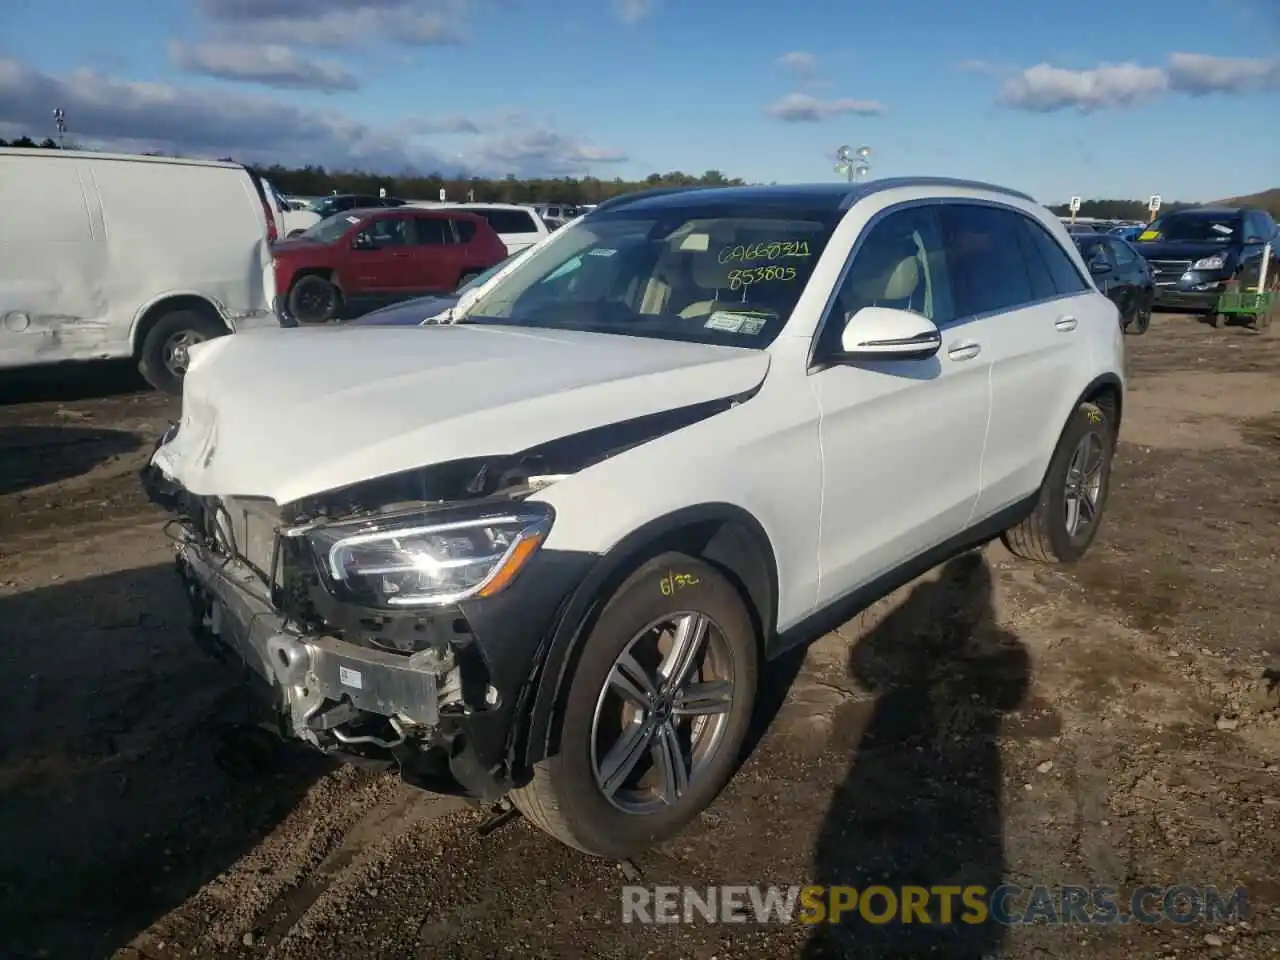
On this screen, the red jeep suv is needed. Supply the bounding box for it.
[273,207,509,324]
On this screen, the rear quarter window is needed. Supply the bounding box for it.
[474,209,538,234]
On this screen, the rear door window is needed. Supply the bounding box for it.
[411,216,454,246]
[938,204,1033,318]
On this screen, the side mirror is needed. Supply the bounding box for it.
[832,306,941,362]
[352,234,374,251]
[1089,259,1113,275]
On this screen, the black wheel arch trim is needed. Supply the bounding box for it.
[1037,373,1123,493]
[514,501,780,772]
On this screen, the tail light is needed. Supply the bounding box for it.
[261,195,279,243]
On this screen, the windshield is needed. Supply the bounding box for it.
[310,197,352,220]
[301,212,364,244]
[457,205,840,347]
[1143,214,1240,243]
[458,252,519,294]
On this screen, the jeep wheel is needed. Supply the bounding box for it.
[137,308,227,394]
[1002,401,1115,564]
[288,275,341,324]
[512,553,758,859]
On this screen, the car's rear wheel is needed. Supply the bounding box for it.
[288,274,341,324]
[137,308,228,394]
[511,553,758,859]
[1127,295,1152,335]
[1001,401,1115,564]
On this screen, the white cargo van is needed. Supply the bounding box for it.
[0,149,282,393]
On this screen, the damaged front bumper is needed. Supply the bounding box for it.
[144,453,595,804]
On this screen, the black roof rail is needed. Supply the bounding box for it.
[589,186,710,214]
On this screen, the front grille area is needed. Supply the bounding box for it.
[1148,259,1192,283]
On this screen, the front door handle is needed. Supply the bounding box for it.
[947,341,981,361]
[1055,315,1078,331]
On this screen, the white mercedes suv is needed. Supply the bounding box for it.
[142,178,1124,860]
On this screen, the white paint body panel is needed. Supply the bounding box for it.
[152,324,770,506]
[151,181,1125,636]
[0,149,276,369]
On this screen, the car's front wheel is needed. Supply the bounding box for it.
[512,552,758,859]
[1002,400,1115,564]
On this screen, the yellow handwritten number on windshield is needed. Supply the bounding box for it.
[727,266,796,291]
[718,241,811,264]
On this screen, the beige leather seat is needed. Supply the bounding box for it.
[677,253,738,319]
[846,239,923,312]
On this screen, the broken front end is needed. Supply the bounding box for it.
[141,443,593,803]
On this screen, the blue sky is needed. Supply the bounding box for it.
[1,0,1278,203]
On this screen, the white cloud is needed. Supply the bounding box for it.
[194,0,471,47]
[996,53,1280,112]
[614,0,654,24]
[168,40,359,92]
[777,51,819,79]
[764,93,886,123]
[0,58,625,177]
[1166,51,1280,94]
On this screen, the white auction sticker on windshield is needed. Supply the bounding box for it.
[1211,223,1232,235]
[705,310,773,334]
[588,248,617,256]
[345,215,361,224]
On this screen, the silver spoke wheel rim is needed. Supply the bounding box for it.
[1064,431,1105,537]
[590,611,735,815]
[162,330,206,377]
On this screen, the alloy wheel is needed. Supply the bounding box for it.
[162,330,208,377]
[1064,432,1105,537]
[590,612,736,815]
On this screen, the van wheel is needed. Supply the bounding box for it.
[288,275,341,324]
[511,553,758,859]
[137,309,227,394]
[1001,401,1115,564]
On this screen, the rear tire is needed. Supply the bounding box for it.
[137,309,227,394]
[1128,298,1151,335]
[511,553,758,859]
[288,274,341,324]
[1001,401,1115,564]
[455,270,482,291]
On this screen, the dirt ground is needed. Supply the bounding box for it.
[1,315,1278,960]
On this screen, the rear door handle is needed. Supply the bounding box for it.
[1055,315,1078,331]
[947,341,981,361]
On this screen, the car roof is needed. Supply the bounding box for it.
[346,206,480,219]
[1164,206,1242,217]
[595,177,1037,217]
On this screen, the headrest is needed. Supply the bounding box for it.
[849,235,921,302]
[690,252,734,288]
[881,256,920,300]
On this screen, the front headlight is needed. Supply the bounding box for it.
[1192,254,1227,270]
[306,504,553,608]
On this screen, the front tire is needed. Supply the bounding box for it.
[511,553,758,859]
[137,309,227,394]
[1002,401,1115,564]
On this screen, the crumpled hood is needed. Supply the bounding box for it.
[152,324,770,505]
